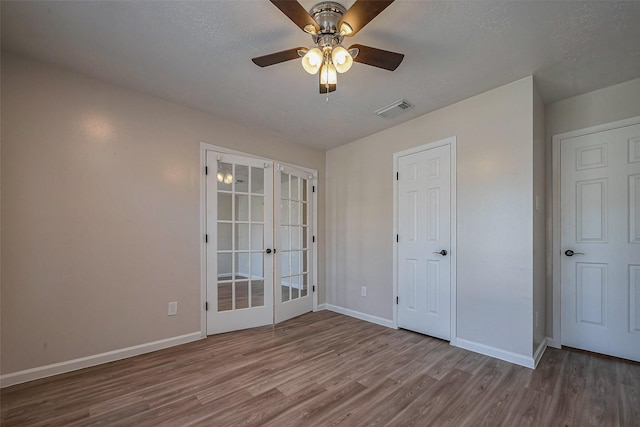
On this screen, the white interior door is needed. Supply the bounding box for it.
[560,123,640,362]
[397,143,452,340]
[275,165,314,323]
[206,151,274,334]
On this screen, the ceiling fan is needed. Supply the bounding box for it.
[252,0,404,94]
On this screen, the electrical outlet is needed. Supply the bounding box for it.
[168,302,178,316]
[361,286,367,297]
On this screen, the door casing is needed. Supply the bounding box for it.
[392,137,457,345]
[199,142,318,336]
[551,116,640,348]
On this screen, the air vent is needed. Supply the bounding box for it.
[374,99,413,119]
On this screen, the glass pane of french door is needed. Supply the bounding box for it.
[206,151,273,334]
[275,166,313,323]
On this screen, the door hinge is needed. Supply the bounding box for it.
[205,234,208,243]
[312,185,316,193]
[396,172,399,181]
[313,285,316,292]
[205,166,208,175]
[396,296,399,305]
[396,234,399,243]
[312,235,316,243]
[205,302,209,311]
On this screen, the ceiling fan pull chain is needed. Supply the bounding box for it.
[325,63,329,103]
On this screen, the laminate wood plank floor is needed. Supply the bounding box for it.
[2,310,639,426]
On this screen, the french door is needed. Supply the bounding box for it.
[206,152,274,334]
[275,165,314,323]
[205,151,314,334]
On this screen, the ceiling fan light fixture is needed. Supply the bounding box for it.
[301,47,323,74]
[217,172,233,184]
[303,24,317,35]
[254,1,405,96]
[339,22,353,36]
[320,62,337,85]
[331,45,353,73]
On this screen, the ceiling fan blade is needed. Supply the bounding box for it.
[350,44,404,71]
[252,47,306,67]
[338,0,395,37]
[270,0,319,33]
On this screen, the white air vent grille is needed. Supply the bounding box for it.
[374,99,413,119]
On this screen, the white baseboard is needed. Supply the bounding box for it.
[0,331,203,388]
[323,304,396,329]
[454,338,536,369]
[315,303,327,311]
[546,336,561,349]
[533,338,548,368]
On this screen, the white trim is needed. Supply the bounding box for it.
[392,136,457,342]
[551,133,562,349]
[200,144,208,337]
[546,337,561,349]
[218,273,265,281]
[550,116,640,347]
[324,304,396,329]
[199,142,318,177]
[454,338,535,369]
[315,303,327,311]
[533,338,549,368]
[312,175,319,312]
[0,332,203,388]
[450,140,458,345]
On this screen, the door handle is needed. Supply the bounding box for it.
[433,250,448,256]
[564,249,584,257]
[266,248,272,254]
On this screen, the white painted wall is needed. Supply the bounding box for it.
[533,81,547,355]
[326,77,537,362]
[0,53,325,375]
[545,77,640,340]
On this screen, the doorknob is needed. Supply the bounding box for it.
[433,249,448,256]
[266,248,272,254]
[564,249,584,257]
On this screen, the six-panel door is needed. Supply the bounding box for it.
[561,123,640,361]
[397,144,452,340]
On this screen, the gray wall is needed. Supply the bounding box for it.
[533,81,547,354]
[0,54,325,375]
[326,77,537,362]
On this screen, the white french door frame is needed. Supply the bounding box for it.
[550,116,640,349]
[392,136,457,345]
[199,142,318,336]
[274,163,316,323]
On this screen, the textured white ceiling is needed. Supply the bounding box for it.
[2,1,640,150]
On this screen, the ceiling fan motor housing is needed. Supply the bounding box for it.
[309,2,346,47]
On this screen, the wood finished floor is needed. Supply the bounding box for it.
[2,310,639,426]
